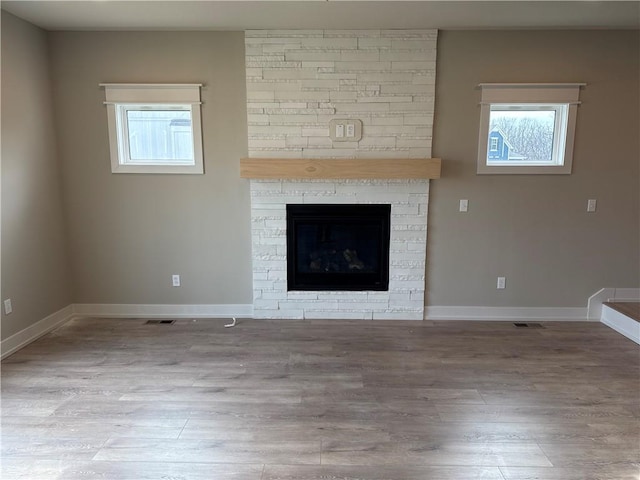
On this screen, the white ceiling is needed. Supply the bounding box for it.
[2,1,639,31]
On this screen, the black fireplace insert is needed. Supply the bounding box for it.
[286,204,391,291]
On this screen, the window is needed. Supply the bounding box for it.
[101,84,204,174]
[477,84,584,174]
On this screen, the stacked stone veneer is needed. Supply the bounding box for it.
[251,179,429,320]
[245,30,437,320]
[246,29,437,158]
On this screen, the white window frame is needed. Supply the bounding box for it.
[477,83,584,175]
[101,84,204,174]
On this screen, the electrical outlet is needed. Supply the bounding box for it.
[3,299,12,315]
[335,124,345,138]
[459,199,469,212]
[172,275,181,287]
[587,199,597,212]
[497,277,506,289]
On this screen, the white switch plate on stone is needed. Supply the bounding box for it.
[329,119,362,142]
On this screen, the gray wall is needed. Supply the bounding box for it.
[48,31,252,305]
[3,26,638,329]
[429,30,639,307]
[1,12,73,339]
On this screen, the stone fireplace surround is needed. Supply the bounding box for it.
[245,29,436,320]
[250,178,429,320]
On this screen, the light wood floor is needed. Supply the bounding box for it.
[1,318,639,480]
[604,302,640,322]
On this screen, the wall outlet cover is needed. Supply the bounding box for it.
[329,119,363,142]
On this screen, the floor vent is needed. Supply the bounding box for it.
[513,322,544,328]
[145,319,176,325]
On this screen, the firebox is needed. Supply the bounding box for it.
[286,204,391,291]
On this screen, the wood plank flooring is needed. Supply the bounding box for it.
[604,301,640,322]
[1,318,639,479]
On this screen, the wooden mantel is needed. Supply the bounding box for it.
[240,158,441,180]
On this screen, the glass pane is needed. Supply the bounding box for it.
[126,109,194,163]
[295,222,381,275]
[487,109,556,164]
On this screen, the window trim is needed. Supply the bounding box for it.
[477,83,584,175]
[101,84,204,174]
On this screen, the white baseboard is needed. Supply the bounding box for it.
[424,306,588,321]
[1,305,74,360]
[72,303,254,319]
[5,297,632,359]
[601,305,640,345]
[0,303,253,359]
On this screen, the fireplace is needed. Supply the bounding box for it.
[244,29,436,319]
[249,180,428,320]
[286,204,391,291]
